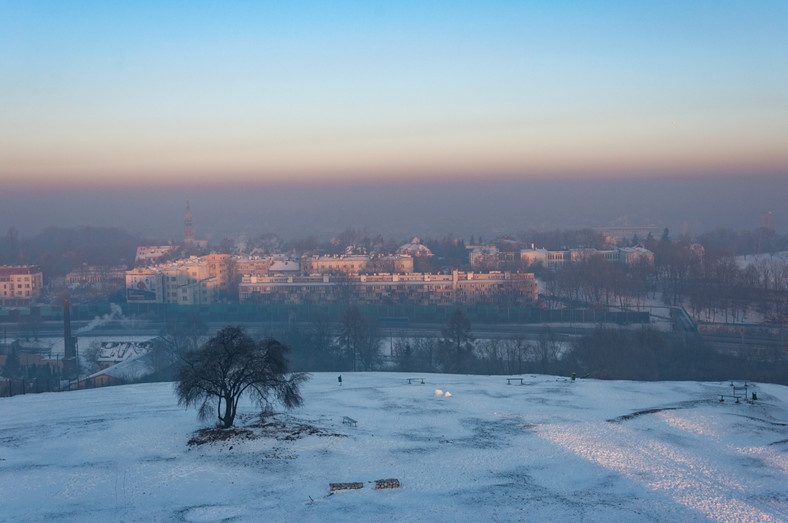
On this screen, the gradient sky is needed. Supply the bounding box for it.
[1,1,787,187]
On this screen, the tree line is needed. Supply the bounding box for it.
[257,306,784,385]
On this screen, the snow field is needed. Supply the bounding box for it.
[0,374,787,522]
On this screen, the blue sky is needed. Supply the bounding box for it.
[1,1,786,187]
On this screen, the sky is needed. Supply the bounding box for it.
[2,1,787,188]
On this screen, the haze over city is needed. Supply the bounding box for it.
[3,4,788,522]
[2,1,787,239]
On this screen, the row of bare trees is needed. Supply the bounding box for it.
[683,257,788,324]
[543,256,652,311]
[536,230,788,325]
[392,329,566,376]
[272,306,384,373]
[647,233,788,324]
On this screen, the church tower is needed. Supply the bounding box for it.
[184,200,194,245]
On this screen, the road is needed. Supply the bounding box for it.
[0,317,699,344]
[3,318,782,354]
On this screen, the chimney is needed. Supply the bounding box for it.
[63,299,77,378]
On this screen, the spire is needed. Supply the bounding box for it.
[184,200,194,244]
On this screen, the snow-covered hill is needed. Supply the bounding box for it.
[1,374,787,522]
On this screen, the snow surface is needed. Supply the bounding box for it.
[1,374,787,522]
[736,251,788,268]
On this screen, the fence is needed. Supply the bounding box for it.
[1,301,650,327]
[0,376,113,398]
[0,377,61,397]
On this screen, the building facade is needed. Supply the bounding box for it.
[0,266,44,305]
[301,254,414,275]
[127,252,536,306]
[239,270,537,306]
[66,265,127,287]
[517,247,654,270]
[126,255,233,304]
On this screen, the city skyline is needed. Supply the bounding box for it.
[2,1,787,188]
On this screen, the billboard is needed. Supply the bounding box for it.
[126,272,161,302]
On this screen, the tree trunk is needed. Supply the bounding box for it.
[220,393,236,427]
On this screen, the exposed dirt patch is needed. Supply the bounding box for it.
[188,427,255,446]
[732,414,788,427]
[607,399,714,423]
[607,407,678,423]
[249,419,346,441]
[187,416,347,447]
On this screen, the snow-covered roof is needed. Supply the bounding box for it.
[11,336,156,358]
[96,340,153,363]
[135,245,179,261]
[87,351,156,382]
[397,237,433,256]
[618,246,653,254]
[269,260,300,272]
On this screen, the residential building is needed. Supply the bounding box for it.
[519,247,549,268]
[0,266,43,305]
[234,256,272,277]
[66,265,127,288]
[301,254,370,275]
[301,253,413,275]
[159,258,217,305]
[126,255,230,304]
[239,270,537,306]
[470,246,518,270]
[517,247,655,270]
[203,253,234,290]
[397,237,433,272]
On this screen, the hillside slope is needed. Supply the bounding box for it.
[1,374,787,522]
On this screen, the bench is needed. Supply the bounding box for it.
[719,382,750,403]
[329,479,400,492]
[330,482,363,492]
[375,478,400,489]
[407,378,425,384]
[507,377,524,385]
[342,416,357,427]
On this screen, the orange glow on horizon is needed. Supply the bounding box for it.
[3,140,787,190]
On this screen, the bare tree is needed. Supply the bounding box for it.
[82,340,104,374]
[339,306,381,371]
[525,328,564,374]
[439,308,475,373]
[176,326,308,428]
[503,336,527,375]
[153,313,208,378]
[478,338,505,374]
